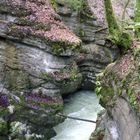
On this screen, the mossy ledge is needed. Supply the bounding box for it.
[0,0,81,54]
[96,50,140,116]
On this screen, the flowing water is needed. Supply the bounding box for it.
[51,90,103,140]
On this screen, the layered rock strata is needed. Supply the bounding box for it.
[0,0,82,139]
[90,41,140,140]
[55,0,120,89]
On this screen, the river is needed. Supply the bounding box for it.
[51,90,103,140]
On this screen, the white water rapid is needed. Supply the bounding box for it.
[51,90,103,140]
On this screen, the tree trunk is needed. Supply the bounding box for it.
[104,0,132,51]
[135,0,140,37]
[104,0,120,35]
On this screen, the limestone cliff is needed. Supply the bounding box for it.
[90,1,140,140]
[0,0,136,139]
[91,45,140,140]
[0,0,82,139]
[55,0,120,89]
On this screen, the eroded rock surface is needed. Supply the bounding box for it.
[55,0,120,89]
[0,0,82,139]
[91,43,140,140]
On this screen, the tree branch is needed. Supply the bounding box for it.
[121,0,130,31]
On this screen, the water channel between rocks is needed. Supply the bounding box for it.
[51,90,103,140]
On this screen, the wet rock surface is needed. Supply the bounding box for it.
[0,0,82,139]
[0,0,135,139]
[56,0,120,89]
[91,47,140,140]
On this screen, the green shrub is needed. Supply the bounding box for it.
[53,0,85,11]
[109,32,132,51]
[64,0,85,11]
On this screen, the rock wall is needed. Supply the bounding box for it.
[0,0,82,139]
[89,1,140,140]
[0,0,135,139]
[55,0,120,89]
[91,46,140,140]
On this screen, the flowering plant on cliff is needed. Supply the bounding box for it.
[0,88,62,139]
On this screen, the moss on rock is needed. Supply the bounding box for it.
[55,0,86,11]
[51,41,81,55]
[118,32,132,50]
[5,70,30,92]
[1,0,81,48]
[96,51,140,115]
[0,120,8,136]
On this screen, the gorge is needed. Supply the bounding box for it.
[0,0,139,140]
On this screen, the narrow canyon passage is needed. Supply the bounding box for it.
[51,90,103,140]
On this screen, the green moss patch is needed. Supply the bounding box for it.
[96,53,140,114]
[55,0,86,11]
[5,70,31,92]
[41,63,80,84]
[51,41,81,55]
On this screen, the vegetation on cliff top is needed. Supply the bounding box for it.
[96,0,140,117]
[104,0,132,51]
[0,0,81,47]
